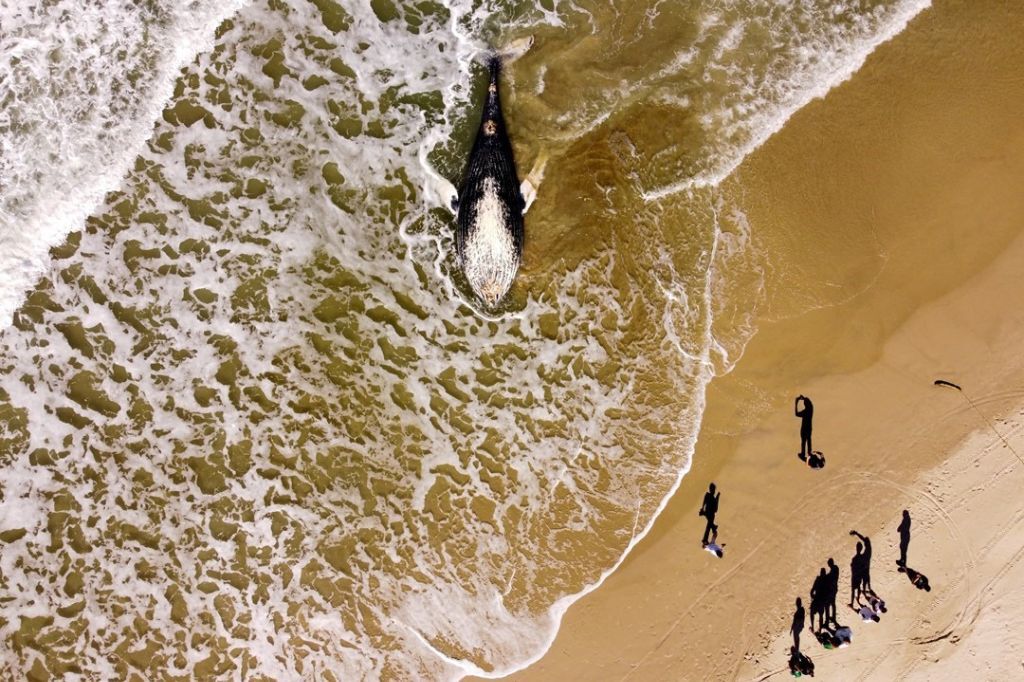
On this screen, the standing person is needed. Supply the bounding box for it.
[791,598,806,650]
[795,395,814,459]
[897,510,912,567]
[698,482,720,545]
[825,558,840,626]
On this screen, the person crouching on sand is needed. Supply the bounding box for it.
[858,604,880,622]
[789,647,815,677]
[703,528,725,558]
[815,624,852,649]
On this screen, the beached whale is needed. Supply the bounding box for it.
[421,38,543,307]
[453,56,524,307]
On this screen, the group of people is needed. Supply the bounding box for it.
[784,395,930,676]
[787,530,882,676]
[693,394,932,676]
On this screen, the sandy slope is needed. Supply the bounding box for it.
[738,238,1024,678]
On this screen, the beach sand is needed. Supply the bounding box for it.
[500,0,1024,679]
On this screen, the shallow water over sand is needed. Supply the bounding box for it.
[0,0,933,677]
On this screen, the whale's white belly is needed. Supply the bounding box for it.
[462,177,519,305]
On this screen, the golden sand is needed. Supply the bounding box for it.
[501,0,1024,678]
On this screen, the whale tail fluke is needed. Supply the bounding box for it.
[485,35,534,71]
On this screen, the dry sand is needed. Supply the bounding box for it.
[500,1,1024,679]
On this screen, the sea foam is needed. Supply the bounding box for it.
[0,0,248,330]
[0,0,928,679]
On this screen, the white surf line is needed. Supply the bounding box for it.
[641,0,933,202]
[448,222,727,680]
[407,623,499,680]
[0,0,251,330]
[451,430,704,681]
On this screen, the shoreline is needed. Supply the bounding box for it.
[500,0,1024,679]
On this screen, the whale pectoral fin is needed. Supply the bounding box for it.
[520,179,536,215]
[520,151,549,215]
[418,145,460,214]
[433,176,459,214]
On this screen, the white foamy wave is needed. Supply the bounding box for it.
[497,1,931,200]
[641,0,932,199]
[0,0,918,678]
[0,0,248,330]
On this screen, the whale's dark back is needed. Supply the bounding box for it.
[455,57,524,262]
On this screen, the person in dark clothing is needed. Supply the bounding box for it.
[905,566,932,591]
[814,624,851,649]
[791,597,806,650]
[795,395,814,459]
[789,646,814,677]
[698,482,720,544]
[703,528,725,558]
[897,510,912,567]
[825,558,839,626]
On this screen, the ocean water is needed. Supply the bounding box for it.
[0,0,928,678]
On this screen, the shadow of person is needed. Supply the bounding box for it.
[790,597,806,651]
[795,395,814,459]
[897,510,912,568]
[901,565,932,591]
[849,530,872,605]
[789,646,815,677]
[825,558,839,627]
[809,568,828,631]
[698,482,720,545]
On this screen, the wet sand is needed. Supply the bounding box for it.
[500,0,1024,679]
